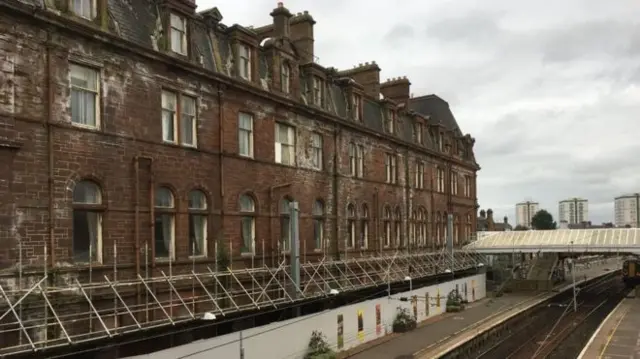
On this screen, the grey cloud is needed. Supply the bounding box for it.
[384,24,414,43]
[541,21,640,63]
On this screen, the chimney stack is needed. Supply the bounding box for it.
[380,76,411,104]
[337,61,381,99]
[270,2,293,38]
[290,10,316,64]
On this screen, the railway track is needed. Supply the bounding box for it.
[475,274,628,359]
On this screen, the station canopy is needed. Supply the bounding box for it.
[464,228,640,254]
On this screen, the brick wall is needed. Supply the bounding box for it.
[0,4,478,276]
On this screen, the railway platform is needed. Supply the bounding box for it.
[578,289,640,359]
[345,261,620,359]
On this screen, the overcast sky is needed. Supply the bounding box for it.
[198,0,640,224]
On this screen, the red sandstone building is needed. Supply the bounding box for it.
[0,0,478,270]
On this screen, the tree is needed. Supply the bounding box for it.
[514,225,529,231]
[531,210,556,230]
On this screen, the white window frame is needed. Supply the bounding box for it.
[170,13,187,55]
[386,109,394,134]
[385,154,397,184]
[352,93,362,121]
[415,162,424,189]
[72,0,97,20]
[154,188,176,261]
[161,90,178,143]
[356,145,364,177]
[281,63,290,93]
[312,77,323,106]
[275,123,296,165]
[349,143,357,176]
[180,95,197,147]
[311,132,323,170]
[240,194,256,253]
[188,190,208,258]
[72,181,103,263]
[237,43,251,80]
[437,168,445,192]
[451,172,458,195]
[238,113,254,157]
[70,63,100,129]
[415,122,423,143]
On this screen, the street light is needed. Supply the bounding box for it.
[404,276,412,292]
[202,312,217,320]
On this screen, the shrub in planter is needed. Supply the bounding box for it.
[445,289,466,313]
[305,330,337,359]
[392,306,417,333]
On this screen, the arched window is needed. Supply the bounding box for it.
[155,187,175,260]
[239,194,256,253]
[188,190,208,256]
[383,206,392,248]
[442,212,449,247]
[280,197,293,251]
[435,212,441,246]
[313,200,324,250]
[360,204,369,249]
[72,180,103,263]
[394,207,402,248]
[410,210,417,249]
[347,203,356,248]
[418,207,427,247]
[466,214,472,243]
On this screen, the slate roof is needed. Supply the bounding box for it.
[13,0,475,164]
[409,95,463,135]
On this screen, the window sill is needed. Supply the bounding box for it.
[71,122,100,131]
[238,153,254,159]
[240,252,255,257]
[313,248,323,253]
[155,257,174,262]
[188,254,207,260]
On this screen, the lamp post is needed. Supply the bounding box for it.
[570,241,577,312]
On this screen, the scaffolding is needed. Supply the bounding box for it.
[0,249,485,356]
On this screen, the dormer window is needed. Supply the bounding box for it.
[312,77,323,106]
[352,93,362,122]
[281,63,290,94]
[385,109,395,134]
[415,122,423,144]
[237,44,251,80]
[170,14,187,55]
[72,0,97,20]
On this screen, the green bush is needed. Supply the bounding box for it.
[392,306,417,333]
[305,330,336,359]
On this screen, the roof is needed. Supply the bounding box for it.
[465,228,640,254]
[408,95,463,135]
[7,0,477,164]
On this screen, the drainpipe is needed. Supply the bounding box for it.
[218,84,225,259]
[333,124,340,260]
[134,156,153,308]
[46,31,55,267]
[374,187,379,254]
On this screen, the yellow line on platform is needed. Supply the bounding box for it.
[598,305,631,359]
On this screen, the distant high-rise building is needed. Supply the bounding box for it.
[614,193,639,228]
[515,201,539,228]
[558,198,588,224]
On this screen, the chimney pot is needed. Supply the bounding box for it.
[297,12,302,16]
[372,60,376,64]
[304,10,309,14]
[365,61,370,65]
[278,2,283,7]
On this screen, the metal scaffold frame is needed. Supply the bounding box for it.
[0,249,485,356]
